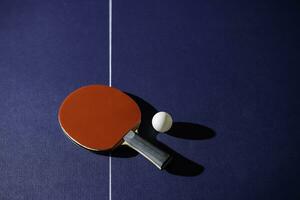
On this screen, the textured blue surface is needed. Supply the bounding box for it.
[0,0,299,200]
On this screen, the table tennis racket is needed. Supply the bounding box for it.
[58,84,171,169]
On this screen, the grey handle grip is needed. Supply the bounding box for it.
[123,131,171,170]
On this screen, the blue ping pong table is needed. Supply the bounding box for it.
[0,0,299,199]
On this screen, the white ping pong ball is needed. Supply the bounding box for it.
[152,112,173,133]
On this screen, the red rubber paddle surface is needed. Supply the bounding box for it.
[58,85,141,151]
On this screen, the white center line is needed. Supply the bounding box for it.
[109,0,112,88]
[108,0,112,200]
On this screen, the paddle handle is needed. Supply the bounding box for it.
[123,131,171,170]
